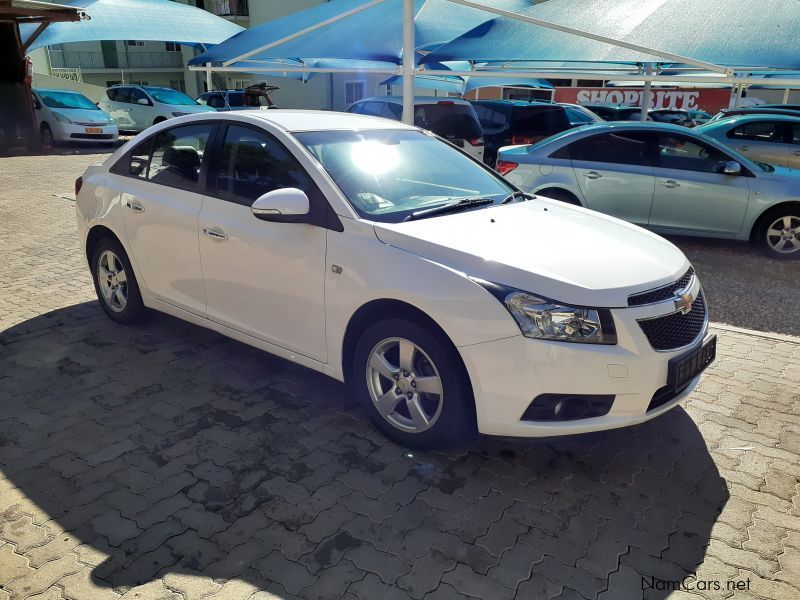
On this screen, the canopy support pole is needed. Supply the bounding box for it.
[783,88,790,104]
[401,0,414,124]
[206,66,212,92]
[735,83,744,107]
[640,63,653,121]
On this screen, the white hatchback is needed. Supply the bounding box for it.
[98,85,215,133]
[75,110,716,448]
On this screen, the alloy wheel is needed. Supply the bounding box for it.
[97,249,128,312]
[366,337,444,433]
[766,215,800,254]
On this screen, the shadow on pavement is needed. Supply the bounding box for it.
[0,302,728,599]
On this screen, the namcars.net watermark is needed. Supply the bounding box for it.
[643,576,752,593]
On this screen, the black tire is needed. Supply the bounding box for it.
[91,238,147,324]
[539,188,582,206]
[352,318,475,449]
[40,123,54,147]
[754,207,800,260]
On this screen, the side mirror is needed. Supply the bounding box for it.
[137,98,151,106]
[251,188,310,222]
[723,161,742,175]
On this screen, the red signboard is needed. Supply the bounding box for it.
[554,87,732,113]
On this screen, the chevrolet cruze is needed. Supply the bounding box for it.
[76,111,716,448]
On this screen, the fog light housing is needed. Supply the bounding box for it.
[521,394,615,422]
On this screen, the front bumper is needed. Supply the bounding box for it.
[53,122,118,143]
[460,281,711,438]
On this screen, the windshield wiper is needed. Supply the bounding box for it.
[403,197,495,221]
[501,190,536,204]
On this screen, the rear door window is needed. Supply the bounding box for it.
[568,132,653,166]
[413,103,482,139]
[206,93,226,109]
[147,124,214,192]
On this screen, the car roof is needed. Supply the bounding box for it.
[357,96,472,105]
[222,110,418,133]
[537,121,702,143]
[472,99,556,106]
[34,88,84,94]
[704,114,800,125]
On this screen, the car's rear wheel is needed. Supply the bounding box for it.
[352,319,474,449]
[756,208,800,259]
[91,238,146,324]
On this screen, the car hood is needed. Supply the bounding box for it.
[56,108,111,125]
[373,199,690,308]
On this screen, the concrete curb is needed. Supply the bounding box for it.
[710,322,800,345]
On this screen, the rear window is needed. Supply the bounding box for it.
[228,92,244,107]
[511,106,570,135]
[413,103,482,140]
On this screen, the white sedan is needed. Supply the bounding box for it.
[75,110,715,448]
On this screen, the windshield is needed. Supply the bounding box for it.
[413,103,482,139]
[38,90,99,110]
[295,129,513,223]
[145,87,198,106]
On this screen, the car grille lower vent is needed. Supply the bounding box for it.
[628,268,694,306]
[637,293,706,351]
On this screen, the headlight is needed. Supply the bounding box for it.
[53,111,72,124]
[473,279,617,345]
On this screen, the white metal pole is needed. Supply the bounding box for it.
[640,64,653,121]
[206,66,212,92]
[401,0,415,124]
[734,83,744,107]
[783,88,791,104]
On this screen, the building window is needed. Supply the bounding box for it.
[232,80,252,90]
[126,40,145,46]
[165,42,180,52]
[170,80,187,92]
[345,81,366,106]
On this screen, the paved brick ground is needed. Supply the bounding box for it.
[1,153,799,600]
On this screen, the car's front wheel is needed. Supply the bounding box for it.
[756,208,800,259]
[91,238,146,324]
[352,319,475,449]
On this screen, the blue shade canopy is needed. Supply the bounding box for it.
[423,0,800,70]
[381,73,553,94]
[21,0,245,53]
[189,0,530,66]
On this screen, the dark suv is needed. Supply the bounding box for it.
[471,100,599,166]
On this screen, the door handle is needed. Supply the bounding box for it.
[738,146,749,151]
[583,171,602,179]
[202,227,228,241]
[661,180,680,188]
[125,200,144,212]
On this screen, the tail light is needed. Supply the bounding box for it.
[511,134,533,145]
[468,137,484,147]
[496,160,518,175]
[75,176,83,196]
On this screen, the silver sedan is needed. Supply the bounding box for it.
[497,122,800,259]
[697,114,800,169]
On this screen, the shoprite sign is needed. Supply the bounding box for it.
[554,87,732,113]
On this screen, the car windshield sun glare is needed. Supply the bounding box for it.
[351,139,401,175]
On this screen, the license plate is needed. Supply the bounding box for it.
[667,334,716,391]
[85,127,102,134]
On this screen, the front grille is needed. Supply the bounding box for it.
[637,293,706,351]
[628,268,694,306]
[648,385,682,412]
[521,394,614,422]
